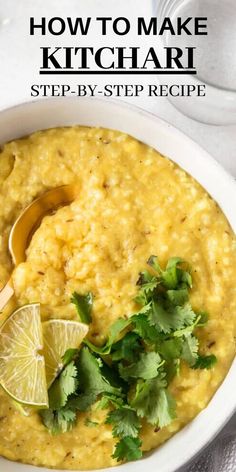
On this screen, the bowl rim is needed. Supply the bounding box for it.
[0,96,235,472]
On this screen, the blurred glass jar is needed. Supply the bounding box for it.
[155,0,236,124]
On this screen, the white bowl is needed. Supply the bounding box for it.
[0,97,235,472]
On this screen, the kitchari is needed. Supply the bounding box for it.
[0,126,235,470]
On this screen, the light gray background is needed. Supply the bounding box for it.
[0,1,235,471]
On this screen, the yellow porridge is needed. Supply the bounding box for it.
[0,126,235,470]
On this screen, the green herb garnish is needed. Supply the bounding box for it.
[40,255,217,463]
[192,354,217,370]
[85,418,99,427]
[40,361,78,434]
[112,436,143,462]
[71,291,93,324]
[106,406,141,438]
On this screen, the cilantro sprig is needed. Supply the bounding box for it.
[71,291,93,324]
[40,255,217,464]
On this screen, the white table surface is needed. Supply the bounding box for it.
[0,1,235,471]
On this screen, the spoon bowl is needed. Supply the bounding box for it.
[0,184,76,310]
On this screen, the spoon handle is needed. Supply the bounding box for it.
[0,280,14,311]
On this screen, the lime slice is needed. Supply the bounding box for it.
[11,399,33,417]
[0,303,48,407]
[42,319,89,387]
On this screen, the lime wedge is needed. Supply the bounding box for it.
[0,303,48,407]
[11,399,33,416]
[42,319,89,387]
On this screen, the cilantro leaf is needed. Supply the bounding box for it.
[180,270,192,289]
[166,288,189,305]
[48,362,78,410]
[158,338,183,361]
[195,311,209,326]
[131,377,167,423]
[97,393,124,410]
[131,376,176,427]
[175,304,196,327]
[106,407,140,438]
[85,318,132,355]
[148,255,191,290]
[137,269,158,287]
[62,348,79,365]
[165,359,180,384]
[67,349,124,412]
[181,335,199,366]
[67,392,97,412]
[40,362,79,434]
[172,314,201,338]
[71,291,93,324]
[135,269,159,305]
[192,354,217,370]
[119,352,163,381]
[162,257,192,290]
[155,389,177,428]
[85,418,99,427]
[149,300,196,334]
[105,318,132,349]
[131,312,159,343]
[166,257,184,270]
[111,332,143,362]
[112,436,142,462]
[75,347,122,408]
[40,407,77,434]
[148,299,173,333]
[161,265,179,289]
[147,255,162,273]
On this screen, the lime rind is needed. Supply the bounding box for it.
[43,319,89,387]
[0,303,48,407]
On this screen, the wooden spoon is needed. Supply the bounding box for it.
[0,185,76,311]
